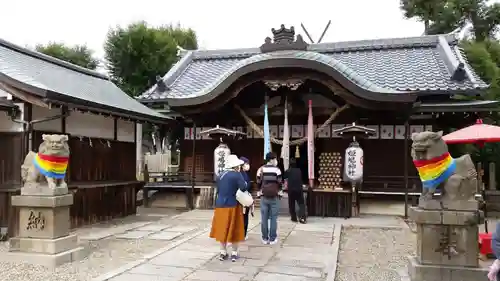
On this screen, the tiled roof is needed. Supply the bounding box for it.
[0,96,16,109]
[0,39,169,123]
[139,34,488,104]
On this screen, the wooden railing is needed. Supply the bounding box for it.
[360,175,422,195]
[142,168,215,208]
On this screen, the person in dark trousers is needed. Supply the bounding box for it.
[284,158,306,223]
[239,157,253,240]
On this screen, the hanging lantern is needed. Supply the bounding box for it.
[343,141,363,182]
[214,142,231,179]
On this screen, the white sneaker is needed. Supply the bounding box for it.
[269,238,278,245]
[261,238,269,245]
[245,235,249,241]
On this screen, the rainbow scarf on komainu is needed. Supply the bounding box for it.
[33,153,69,179]
[413,152,456,190]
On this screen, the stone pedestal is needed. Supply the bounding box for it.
[407,206,488,281]
[1,187,86,268]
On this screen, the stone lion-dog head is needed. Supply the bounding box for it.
[410,131,448,161]
[39,134,70,156]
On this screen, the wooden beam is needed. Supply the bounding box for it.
[403,120,410,219]
[23,103,33,153]
[61,106,67,133]
[0,82,50,109]
[189,122,196,210]
[113,117,118,141]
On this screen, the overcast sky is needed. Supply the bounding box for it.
[0,0,425,59]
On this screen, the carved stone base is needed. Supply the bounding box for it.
[9,234,78,253]
[21,182,68,197]
[1,246,86,268]
[409,207,482,268]
[407,207,485,281]
[418,197,479,211]
[408,207,483,226]
[2,191,87,268]
[407,256,488,281]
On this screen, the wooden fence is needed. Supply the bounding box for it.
[0,131,142,239]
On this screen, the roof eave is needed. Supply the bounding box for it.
[0,72,47,97]
[414,87,487,97]
[137,51,194,99]
[0,73,170,123]
[44,91,172,124]
[414,100,500,112]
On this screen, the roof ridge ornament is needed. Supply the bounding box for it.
[260,24,308,53]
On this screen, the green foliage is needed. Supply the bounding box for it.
[452,40,500,184]
[104,21,198,96]
[460,40,500,102]
[35,42,99,70]
[400,0,447,31]
[400,1,500,185]
[400,0,500,41]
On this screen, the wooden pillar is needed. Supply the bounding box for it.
[61,106,69,184]
[404,120,410,219]
[477,162,483,194]
[23,103,32,154]
[489,162,496,191]
[113,117,118,141]
[61,106,67,133]
[189,122,197,210]
[136,122,143,179]
[143,163,150,207]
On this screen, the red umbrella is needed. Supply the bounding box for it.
[443,118,499,233]
[443,119,500,146]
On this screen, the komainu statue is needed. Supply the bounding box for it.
[21,134,70,191]
[411,131,478,210]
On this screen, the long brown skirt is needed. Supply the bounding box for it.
[209,205,245,243]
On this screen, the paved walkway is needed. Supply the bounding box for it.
[92,210,349,281]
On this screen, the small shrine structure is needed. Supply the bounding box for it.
[138,24,496,217]
[0,38,170,238]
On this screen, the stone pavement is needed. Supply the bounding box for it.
[93,210,348,281]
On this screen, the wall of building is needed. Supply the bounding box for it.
[0,103,23,132]
[32,106,63,132]
[117,119,135,143]
[31,106,135,143]
[66,110,114,139]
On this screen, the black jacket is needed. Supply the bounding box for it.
[284,167,303,192]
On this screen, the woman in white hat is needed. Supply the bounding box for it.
[209,154,246,262]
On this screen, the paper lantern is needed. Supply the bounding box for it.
[344,142,363,182]
[214,143,230,179]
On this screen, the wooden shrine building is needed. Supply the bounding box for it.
[138,25,496,217]
[0,38,170,238]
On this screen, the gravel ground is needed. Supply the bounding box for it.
[0,238,166,281]
[335,226,415,281]
[0,210,195,281]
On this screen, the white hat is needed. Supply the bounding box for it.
[224,154,244,169]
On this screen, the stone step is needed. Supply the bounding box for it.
[0,246,86,268]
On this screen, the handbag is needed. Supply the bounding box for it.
[237,173,253,207]
[236,188,254,207]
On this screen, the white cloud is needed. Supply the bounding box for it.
[0,0,424,59]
